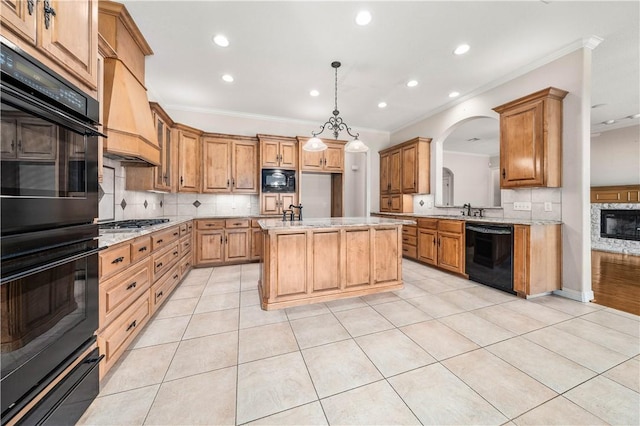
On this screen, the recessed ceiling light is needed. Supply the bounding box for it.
[213,34,229,47]
[378,102,387,108]
[627,113,640,119]
[222,74,234,83]
[449,91,460,98]
[591,103,607,109]
[355,10,372,26]
[602,119,616,125]
[310,89,319,97]
[406,80,418,88]
[453,44,470,55]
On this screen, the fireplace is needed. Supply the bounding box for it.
[600,210,640,241]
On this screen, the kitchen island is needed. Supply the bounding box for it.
[257,217,415,310]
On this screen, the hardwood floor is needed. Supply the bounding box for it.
[591,250,640,315]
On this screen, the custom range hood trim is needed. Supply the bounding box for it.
[99,1,160,166]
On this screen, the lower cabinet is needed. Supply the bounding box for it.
[417,218,465,275]
[401,225,417,259]
[513,224,561,297]
[97,221,192,379]
[195,218,259,266]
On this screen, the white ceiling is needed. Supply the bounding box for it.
[121,1,639,138]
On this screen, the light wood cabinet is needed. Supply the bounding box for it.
[202,135,258,194]
[125,103,174,192]
[513,224,561,297]
[1,0,98,94]
[400,138,431,194]
[194,219,252,265]
[299,140,345,172]
[416,218,465,275]
[380,148,402,195]
[401,225,418,260]
[590,185,640,203]
[380,194,413,213]
[261,193,297,215]
[97,220,192,378]
[258,135,297,169]
[175,124,201,193]
[260,224,403,310]
[493,87,568,188]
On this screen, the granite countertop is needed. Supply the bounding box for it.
[98,216,193,248]
[372,212,562,226]
[258,216,416,230]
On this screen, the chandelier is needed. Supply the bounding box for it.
[303,61,368,153]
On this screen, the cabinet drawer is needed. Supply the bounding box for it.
[152,242,180,282]
[99,259,151,329]
[130,236,151,262]
[179,235,192,255]
[402,245,417,259]
[402,225,417,237]
[417,218,438,230]
[402,235,417,246]
[99,294,150,376]
[152,226,180,251]
[151,264,181,314]
[197,219,225,230]
[180,254,192,278]
[99,244,131,279]
[225,219,249,228]
[438,220,464,234]
[179,222,188,236]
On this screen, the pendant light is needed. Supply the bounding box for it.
[303,61,368,153]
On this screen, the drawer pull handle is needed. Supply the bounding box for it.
[157,291,164,300]
[173,232,179,236]
[126,282,137,290]
[233,223,242,226]
[157,239,164,244]
[173,251,179,256]
[184,243,190,247]
[111,256,125,264]
[173,274,179,280]
[138,246,148,252]
[126,320,137,332]
[157,262,163,268]
[206,224,215,227]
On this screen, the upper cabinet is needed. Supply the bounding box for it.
[400,138,430,194]
[1,0,98,95]
[380,148,402,195]
[493,87,568,188]
[258,135,297,169]
[175,124,202,193]
[202,134,258,194]
[299,139,345,173]
[590,185,640,203]
[125,103,174,192]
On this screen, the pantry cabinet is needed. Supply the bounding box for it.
[1,0,98,94]
[202,135,258,194]
[493,87,568,188]
[258,135,297,169]
[175,124,201,193]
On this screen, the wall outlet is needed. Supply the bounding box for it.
[544,202,553,212]
[513,201,532,211]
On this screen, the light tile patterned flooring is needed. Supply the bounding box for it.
[79,260,640,425]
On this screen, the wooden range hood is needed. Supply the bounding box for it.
[99,1,160,166]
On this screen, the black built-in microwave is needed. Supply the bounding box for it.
[262,169,296,193]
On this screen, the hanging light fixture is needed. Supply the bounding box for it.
[303,61,368,153]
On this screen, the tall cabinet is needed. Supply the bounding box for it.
[493,87,568,188]
[175,124,202,193]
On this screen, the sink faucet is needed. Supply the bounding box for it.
[282,209,293,221]
[289,204,303,221]
[463,203,471,217]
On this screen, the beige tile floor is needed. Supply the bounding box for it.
[79,260,640,425]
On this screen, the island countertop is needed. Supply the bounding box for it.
[258,216,416,230]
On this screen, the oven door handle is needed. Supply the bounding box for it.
[466,225,512,235]
[1,84,107,137]
[0,247,102,284]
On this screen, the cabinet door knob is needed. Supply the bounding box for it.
[180,176,184,186]
[502,169,506,179]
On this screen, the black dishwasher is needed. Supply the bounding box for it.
[465,223,514,294]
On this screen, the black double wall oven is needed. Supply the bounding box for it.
[1,40,104,425]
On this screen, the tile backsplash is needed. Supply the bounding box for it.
[98,158,260,222]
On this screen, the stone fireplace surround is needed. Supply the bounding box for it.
[591,203,640,255]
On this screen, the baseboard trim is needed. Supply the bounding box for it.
[553,288,595,303]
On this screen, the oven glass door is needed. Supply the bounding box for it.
[0,226,99,420]
[0,91,98,235]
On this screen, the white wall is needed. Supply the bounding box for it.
[389,47,593,301]
[443,152,491,206]
[591,125,640,186]
[344,152,367,216]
